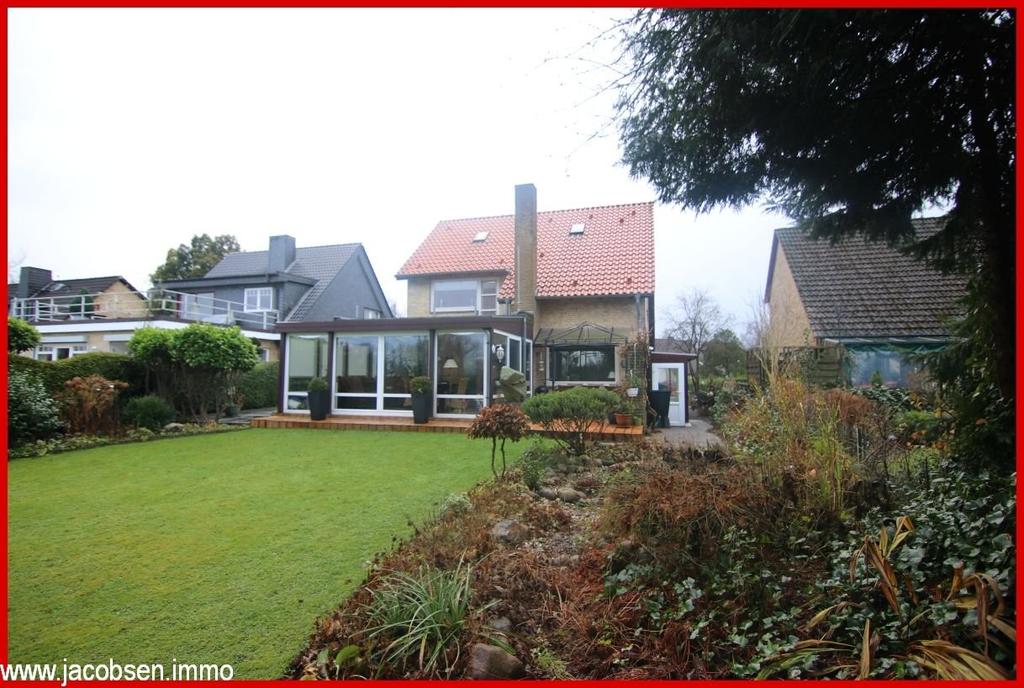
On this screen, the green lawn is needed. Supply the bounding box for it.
[8,429,509,678]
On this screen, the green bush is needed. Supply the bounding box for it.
[410,376,432,395]
[8,368,62,448]
[237,361,279,409]
[123,395,177,431]
[518,442,557,490]
[439,492,472,517]
[8,317,40,353]
[521,387,619,456]
[130,323,260,422]
[10,353,143,397]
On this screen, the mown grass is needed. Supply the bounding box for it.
[8,429,510,678]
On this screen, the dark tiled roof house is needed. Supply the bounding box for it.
[159,236,393,324]
[764,215,967,386]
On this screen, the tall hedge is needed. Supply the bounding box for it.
[8,353,144,397]
[237,361,279,409]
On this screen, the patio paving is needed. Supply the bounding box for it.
[649,417,725,451]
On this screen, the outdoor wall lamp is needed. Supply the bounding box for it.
[492,344,505,363]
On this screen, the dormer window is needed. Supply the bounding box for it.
[431,279,498,315]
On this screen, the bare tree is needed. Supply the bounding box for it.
[661,288,728,395]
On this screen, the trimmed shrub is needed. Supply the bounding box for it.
[8,317,40,353]
[124,395,177,431]
[521,387,619,456]
[10,353,143,397]
[467,403,531,478]
[237,361,279,409]
[8,368,62,448]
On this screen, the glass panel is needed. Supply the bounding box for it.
[383,396,413,411]
[432,280,477,310]
[655,367,680,403]
[336,335,378,394]
[336,396,377,410]
[437,397,484,415]
[553,346,616,382]
[436,332,486,396]
[481,280,498,295]
[383,334,429,394]
[287,333,328,393]
[286,393,309,411]
[508,338,522,371]
[849,349,919,387]
[480,294,497,314]
[525,341,532,389]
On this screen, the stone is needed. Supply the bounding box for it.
[556,487,585,503]
[163,422,186,433]
[537,487,558,501]
[467,643,525,679]
[488,616,513,633]
[600,455,617,466]
[490,519,529,545]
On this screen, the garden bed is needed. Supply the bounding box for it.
[289,383,1016,680]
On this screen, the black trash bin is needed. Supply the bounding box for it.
[648,390,671,428]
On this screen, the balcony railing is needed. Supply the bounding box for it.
[8,288,279,330]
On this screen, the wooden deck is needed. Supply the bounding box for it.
[252,414,643,441]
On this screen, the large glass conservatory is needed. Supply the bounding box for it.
[277,315,534,419]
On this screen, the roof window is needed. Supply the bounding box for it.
[473,231,489,242]
[569,223,585,235]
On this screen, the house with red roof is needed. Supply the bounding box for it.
[273,184,688,424]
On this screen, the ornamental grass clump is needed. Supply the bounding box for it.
[362,560,477,678]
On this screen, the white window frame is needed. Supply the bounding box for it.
[244,287,274,313]
[430,278,500,315]
[362,307,381,319]
[434,330,489,419]
[333,331,430,416]
[282,333,328,413]
[35,343,87,361]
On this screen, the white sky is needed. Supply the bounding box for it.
[8,8,790,334]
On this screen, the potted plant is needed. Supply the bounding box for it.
[307,377,330,421]
[613,406,633,426]
[410,376,432,424]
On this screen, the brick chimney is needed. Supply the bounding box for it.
[18,267,53,298]
[268,235,296,273]
[514,184,537,316]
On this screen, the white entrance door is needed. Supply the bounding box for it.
[652,363,687,426]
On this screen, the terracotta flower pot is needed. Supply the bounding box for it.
[614,412,632,426]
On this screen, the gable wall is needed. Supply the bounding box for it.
[299,253,390,321]
[768,245,815,347]
[94,281,146,319]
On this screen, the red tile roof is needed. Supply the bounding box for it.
[397,202,655,299]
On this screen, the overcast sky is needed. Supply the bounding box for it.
[8,8,790,335]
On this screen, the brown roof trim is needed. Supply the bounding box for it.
[395,269,510,281]
[652,351,697,363]
[764,231,781,303]
[276,314,535,334]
